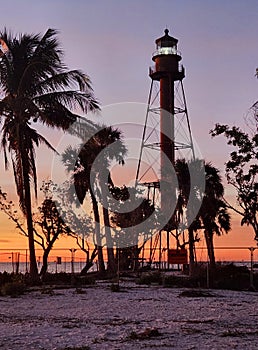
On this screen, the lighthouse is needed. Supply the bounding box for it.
[136,29,193,212]
[135,29,196,266]
[150,29,185,173]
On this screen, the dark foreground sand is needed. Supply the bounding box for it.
[0,281,257,349]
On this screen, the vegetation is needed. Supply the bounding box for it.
[171,159,231,272]
[210,122,258,241]
[1,281,26,297]
[136,271,163,285]
[0,28,99,281]
[62,125,127,274]
[198,163,231,268]
[0,180,100,277]
[127,328,161,340]
[109,185,156,271]
[53,180,98,275]
[110,283,121,292]
[0,272,27,296]
[32,181,73,277]
[0,183,73,278]
[178,290,216,297]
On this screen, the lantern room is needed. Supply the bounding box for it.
[153,29,181,59]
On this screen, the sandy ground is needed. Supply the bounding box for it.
[0,281,258,350]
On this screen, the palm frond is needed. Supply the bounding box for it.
[33,28,63,65]
[34,70,94,95]
[37,102,79,129]
[62,146,75,172]
[68,119,99,141]
[0,27,100,218]
[34,90,99,116]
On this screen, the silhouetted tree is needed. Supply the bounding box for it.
[35,183,71,277]
[0,182,72,277]
[110,186,156,270]
[0,29,99,280]
[54,180,97,274]
[173,160,231,270]
[199,163,231,268]
[62,125,127,274]
[174,159,203,274]
[211,124,257,241]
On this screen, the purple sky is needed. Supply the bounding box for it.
[1,1,257,162]
[0,0,257,245]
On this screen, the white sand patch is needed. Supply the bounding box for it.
[0,281,258,349]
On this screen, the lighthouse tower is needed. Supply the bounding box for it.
[151,28,184,169]
[136,29,194,210]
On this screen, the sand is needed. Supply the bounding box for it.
[0,281,258,349]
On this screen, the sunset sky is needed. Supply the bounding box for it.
[0,0,257,260]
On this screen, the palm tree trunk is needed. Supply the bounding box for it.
[204,230,216,268]
[22,155,38,281]
[102,205,116,273]
[89,187,105,273]
[99,177,116,274]
[204,229,216,287]
[252,221,258,242]
[188,226,196,276]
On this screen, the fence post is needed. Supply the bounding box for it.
[25,249,28,273]
[70,248,77,275]
[248,247,256,291]
[70,248,77,286]
[206,262,210,289]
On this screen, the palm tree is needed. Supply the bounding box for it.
[174,160,231,273]
[172,159,203,272]
[199,163,231,268]
[0,29,99,280]
[62,125,127,274]
[62,144,106,274]
[92,127,126,273]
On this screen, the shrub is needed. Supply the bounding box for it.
[163,275,199,288]
[127,328,161,340]
[41,272,73,284]
[74,288,87,294]
[1,281,26,297]
[212,263,255,291]
[110,283,120,292]
[136,271,163,285]
[0,272,26,287]
[78,275,96,286]
[214,271,251,290]
[0,272,13,287]
[178,289,216,297]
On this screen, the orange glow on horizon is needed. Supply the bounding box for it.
[0,208,257,263]
[1,160,257,263]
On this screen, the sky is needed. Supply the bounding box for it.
[0,0,257,257]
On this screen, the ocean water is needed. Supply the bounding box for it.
[0,261,99,274]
